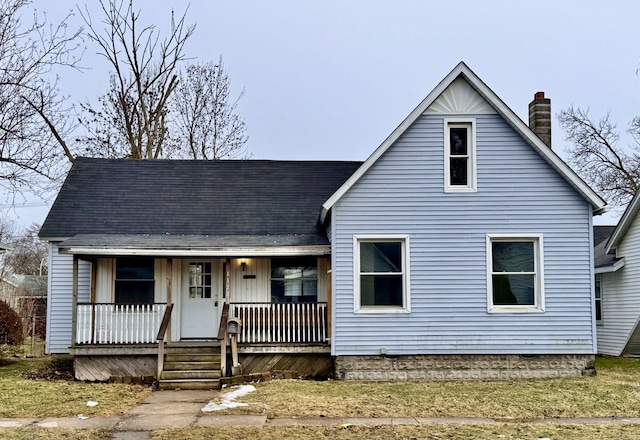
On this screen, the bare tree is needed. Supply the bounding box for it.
[558,106,640,207]
[0,0,82,196]
[172,59,249,160]
[2,223,47,276]
[77,0,194,159]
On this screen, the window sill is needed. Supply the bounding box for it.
[355,307,410,314]
[444,186,477,193]
[488,306,544,314]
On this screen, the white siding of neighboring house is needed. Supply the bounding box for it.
[596,215,640,355]
[46,243,91,354]
[331,111,595,356]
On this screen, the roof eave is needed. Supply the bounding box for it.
[595,257,625,274]
[58,245,332,257]
[607,191,640,254]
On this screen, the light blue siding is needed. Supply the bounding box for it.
[597,214,640,355]
[46,243,91,354]
[332,114,595,356]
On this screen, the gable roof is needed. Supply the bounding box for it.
[320,61,607,223]
[593,225,622,271]
[607,191,640,254]
[39,158,361,250]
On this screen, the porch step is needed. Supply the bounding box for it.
[159,379,221,390]
[160,369,222,380]
[164,354,221,363]
[163,361,220,371]
[159,344,223,390]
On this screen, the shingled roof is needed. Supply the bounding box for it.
[39,158,362,249]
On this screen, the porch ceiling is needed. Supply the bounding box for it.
[57,233,331,256]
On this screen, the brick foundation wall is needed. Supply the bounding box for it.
[334,354,595,381]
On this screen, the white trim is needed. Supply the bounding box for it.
[594,258,625,274]
[353,235,411,314]
[444,118,477,192]
[58,246,331,257]
[607,190,640,254]
[320,62,606,224]
[486,233,545,314]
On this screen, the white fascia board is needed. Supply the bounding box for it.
[58,246,331,257]
[594,258,625,274]
[607,192,640,254]
[320,61,606,223]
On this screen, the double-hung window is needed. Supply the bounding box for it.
[270,257,318,303]
[355,236,410,313]
[486,234,544,313]
[115,258,155,304]
[444,119,476,192]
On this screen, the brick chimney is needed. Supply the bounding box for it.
[528,92,551,148]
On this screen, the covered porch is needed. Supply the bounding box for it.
[59,234,333,381]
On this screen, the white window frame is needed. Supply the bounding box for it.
[486,234,545,313]
[354,235,410,314]
[444,118,477,192]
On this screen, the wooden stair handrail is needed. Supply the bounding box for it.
[156,304,174,341]
[156,304,174,379]
[217,302,230,340]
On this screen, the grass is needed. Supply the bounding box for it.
[3,355,640,439]
[0,428,112,440]
[216,356,640,419]
[153,424,640,440]
[0,355,152,418]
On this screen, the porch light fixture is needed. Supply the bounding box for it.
[240,258,247,271]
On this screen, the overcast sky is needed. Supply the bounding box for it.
[4,0,639,229]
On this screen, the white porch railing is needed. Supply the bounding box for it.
[76,303,167,344]
[229,302,328,344]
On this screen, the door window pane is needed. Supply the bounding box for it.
[189,262,212,299]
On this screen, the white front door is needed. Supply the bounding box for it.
[181,260,220,339]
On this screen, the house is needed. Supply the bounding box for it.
[40,62,606,386]
[594,192,640,356]
[0,274,47,338]
[0,274,47,309]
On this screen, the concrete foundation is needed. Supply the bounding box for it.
[334,354,595,381]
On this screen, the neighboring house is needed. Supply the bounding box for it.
[40,62,606,386]
[0,274,48,339]
[0,274,48,310]
[594,192,640,356]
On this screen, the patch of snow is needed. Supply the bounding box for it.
[201,384,256,412]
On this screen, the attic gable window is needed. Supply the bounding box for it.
[444,119,477,192]
[486,234,545,313]
[354,236,410,313]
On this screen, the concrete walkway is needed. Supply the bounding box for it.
[2,389,640,439]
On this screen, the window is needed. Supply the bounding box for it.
[595,275,602,322]
[486,235,544,313]
[270,257,318,303]
[444,119,476,192]
[115,258,154,304]
[355,236,410,312]
[189,262,212,299]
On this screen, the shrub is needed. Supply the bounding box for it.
[0,300,25,346]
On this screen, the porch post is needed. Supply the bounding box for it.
[70,255,79,348]
[90,259,97,342]
[166,258,172,343]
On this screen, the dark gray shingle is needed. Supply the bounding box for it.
[39,158,362,242]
